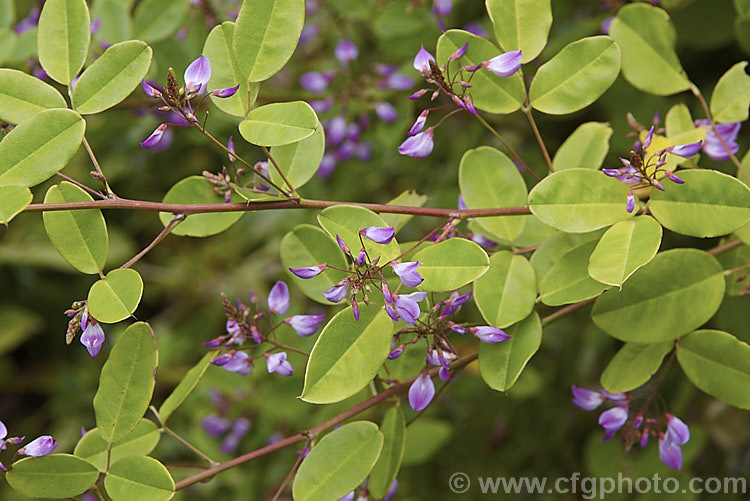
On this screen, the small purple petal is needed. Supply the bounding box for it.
[413,45,436,75]
[375,102,398,123]
[335,39,358,64]
[0,421,6,440]
[408,111,428,136]
[482,50,522,77]
[223,351,253,375]
[409,89,428,100]
[666,140,702,158]
[289,265,327,279]
[665,170,684,184]
[308,97,334,113]
[323,283,348,303]
[598,405,629,437]
[142,80,161,97]
[268,281,290,315]
[391,261,424,287]
[352,299,360,321]
[140,124,167,149]
[326,116,348,145]
[666,414,690,446]
[266,352,294,376]
[80,322,105,357]
[336,235,350,253]
[450,42,468,61]
[285,314,325,337]
[211,352,234,366]
[211,84,239,98]
[408,371,435,411]
[601,16,614,34]
[659,433,683,470]
[19,436,57,457]
[385,303,399,322]
[388,344,405,359]
[299,71,331,93]
[361,226,396,244]
[184,55,211,93]
[642,126,654,150]
[470,326,510,343]
[626,190,635,213]
[398,128,434,158]
[571,385,605,411]
[202,414,232,436]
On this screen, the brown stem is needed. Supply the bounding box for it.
[523,108,554,173]
[82,136,113,195]
[163,425,218,466]
[121,214,185,269]
[267,439,311,501]
[541,298,595,326]
[474,113,540,181]
[707,238,742,256]
[55,172,106,199]
[261,145,298,197]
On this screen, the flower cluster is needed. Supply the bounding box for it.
[64,303,106,358]
[0,420,57,471]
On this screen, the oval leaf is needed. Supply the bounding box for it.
[473,251,537,328]
[529,229,604,288]
[650,170,750,238]
[94,322,158,442]
[601,341,674,393]
[435,29,525,114]
[72,40,153,114]
[478,312,542,391]
[485,0,552,63]
[317,205,401,264]
[104,456,175,501]
[459,146,528,242]
[609,3,690,95]
[0,109,85,187]
[37,0,91,84]
[0,185,32,224]
[42,181,108,275]
[528,168,633,233]
[239,101,318,147]
[0,68,67,124]
[233,0,305,82]
[412,238,490,292]
[552,122,613,171]
[369,406,406,499]
[6,454,99,499]
[158,351,216,423]
[529,36,620,115]
[677,329,750,410]
[540,239,608,306]
[292,422,383,501]
[74,419,160,471]
[133,0,189,43]
[87,268,144,324]
[710,61,750,123]
[592,249,725,343]
[588,216,663,287]
[203,21,253,117]
[301,307,393,404]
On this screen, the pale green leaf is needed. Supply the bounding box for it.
[540,239,609,306]
[412,238,490,291]
[479,312,542,391]
[369,406,406,498]
[104,456,175,501]
[74,419,160,471]
[0,68,67,124]
[473,251,536,328]
[269,124,325,189]
[710,61,750,123]
[133,0,189,43]
[601,341,674,393]
[317,205,401,264]
[87,268,144,324]
[6,454,99,499]
[238,101,318,147]
[485,0,552,62]
[0,185,32,224]
[203,21,255,117]
[552,122,612,171]
[37,0,91,84]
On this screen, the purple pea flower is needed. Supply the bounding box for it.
[398,128,434,158]
[140,124,167,149]
[18,436,57,457]
[658,432,683,470]
[433,0,453,16]
[384,480,399,501]
[470,326,510,343]
[386,73,416,91]
[80,320,105,357]
[426,348,456,367]
[385,303,399,322]
[695,119,740,161]
[409,89,428,100]
[266,352,294,376]
[393,291,428,325]
[211,351,235,366]
[285,314,325,337]
[356,248,367,266]
[0,420,6,451]
[335,39,358,65]
[626,190,636,213]
[413,45,436,75]
[202,414,231,437]
[408,111,428,136]
[464,95,477,116]
[375,102,398,123]
[388,344,405,359]
[449,42,468,61]
[439,290,472,317]
[326,116,348,145]
[664,170,684,184]
[323,283,348,303]
[299,71,332,93]
[309,97,334,113]
[361,226,396,244]
[268,281,290,315]
[642,126,655,150]
[222,351,253,375]
[665,414,690,445]
[571,386,606,411]
[289,265,327,279]
[142,80,161,98]
[408,371,435,411]
[598,405,628,440]
[666,140,702,158]
[299,23,319,45]
[603,163,641,184]
[391,261,424,287]
[184,55,211,94]
[482,50,523,77]
[336,235,351,253]
[211,85,240,98]
[220,417,251,453]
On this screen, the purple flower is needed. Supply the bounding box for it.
[140,124,167,149]
[386,73,415,91]
[211,351,235,366]
[408,111,428,136]
[352,299,360,321]
[482,50,523,77]
[18,436,57,457]
[393,292,428,325]
[202,414,231,437]
[433,0,453,16]
[470,326,510,343]
[142,80,161,98]
[439,290,473,317]
[361,226,395,244]
[299,71,332,93]
[336,235,351,253]
[289,265,327,279]
[318,154,337,178]
[285,314,325,337]
[326,116,348,145]
[409,371,435,411]
[409,89,428,100]
[299,23,319,45]
[398,128,434,158]
[426,348,456,367]
[384,480,399,501]
[413,45,436,75]
[356,248,367,266]
[385,303,399,321]
[220,417,251,453]
[598,405,628,440]
[626,190,636,213]
[571,386,606,411]
[80,320,105,357]
[449,42,468,61]
[392,261,424,287]
[227,136,236,162]
[602,163,641,184]
[222,351,253,375]
[211,85,239,98]
[695,119,740,161]
[464,95,477,116]
[339,493,355,501]
[266,352,294,376]
[601,16,614,35]
[388,344,405,359]
[309,97,334,113]
[642,126,655,150]
[0,421,6,450]
[323,283,348,303]
[335,39,358,65]
[664,170,684,184]
[665,414,690,445]
[184,55,211,94]
[375,102,398,123]
[659,433,683,470]
[268,281,290,315]
[666,140,702,158]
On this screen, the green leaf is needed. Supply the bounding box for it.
[369,406,406,499]
[72,40,153,114]
[94,322,158,442]
[91,0,133,44]
[269,124,325,189]
[529,229,604,287]
[650,170,750,238]
[380,190,429,232]
[280,224,349,305]
[601,341,673,393]
[233,0,305,82]
[317,205,401,264]
[412,238,490,292]
[133,0,189,43]
[203,22,254,118]
[402,418,452,466]
[435,29,525,114]
[473,251,536,328]
[529,36,620,115]
[0,68,67,124]
[552,122,612,171]
[0,109,85,188]
[592,249,725,342]
[158,176,244,237]
[677,329,750,409]
[665,103,695,137]
[381,342,425,381]
[478,312,542,391]
[485,0,551,62]
[37,0,91,85]
[0,185,32,224]
[609,3,690,95]
[588,216,663,287]
[42,181,108,275]
[528,168,633,233]
[104,456,175,501]
[0,1,13,29]
[6,454,99,499]
[301,307,393,404]
[710,61,750,123]
[540,239,608,306]
[158,351,216,423]
[239,101,318,147]
[0,28,17,66]
[87,268,144,324]
[293,422,383,501]
[74,419,160,471]
[459,146,527,242]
